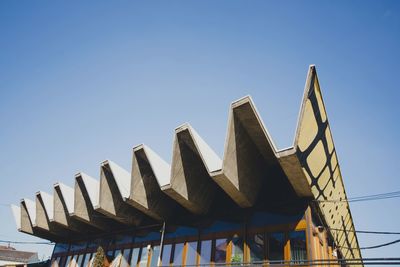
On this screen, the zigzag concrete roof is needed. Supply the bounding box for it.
[11,65,361,260]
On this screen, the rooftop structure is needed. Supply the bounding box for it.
[0,245,39,266]
[11,65,361,266]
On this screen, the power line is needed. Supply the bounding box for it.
[0,239,54,245]
[315,189,400,203]
[328,227,400,235]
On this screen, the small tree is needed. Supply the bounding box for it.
[93,246,105,267]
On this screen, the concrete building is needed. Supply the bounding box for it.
[12,66,361,266]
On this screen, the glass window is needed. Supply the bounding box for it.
[64,255,72,267]
[59,257,66,267]
[268,233,285,262]
[88,255,95,267]
[51,257,60,267]
[111,250,122,267]
[77,254,84,267]
[106,250,115,263]
[161,244,172,266]
[289,231,307,263]
[139,246,149,267]
[173,243,184,266]
[199,240,212,265]
[130,247,141,267]
[248,233,265,263]
[231,236,244,264]
[120,249,131,267]
[70,255,78,267]
[215,238,228,263]
[150,245,160,267]
[82,253,92,267]
[185,241,197,266]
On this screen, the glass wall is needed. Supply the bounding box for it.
[51,219,309,267]
[289,231,307,263]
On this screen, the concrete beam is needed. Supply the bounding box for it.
[10,204,21,231]
[97,160,144,225]
[74,172,120,230]
[162,124,221,214]
[20,198,61,241]
[35,191,72,238]
[128,144,181,220]
[53,183,98,234]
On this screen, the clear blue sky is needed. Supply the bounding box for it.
[0,0,399,260]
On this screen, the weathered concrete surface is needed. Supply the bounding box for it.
[97,160,144,225]
[162,124,220,215]
[20,198,61,241]
[11,65,362,260]
[128,145,180,220]
[74,173,119,230]
[10,205,21,231]
[35,191,72,238]
[53,183,98,234]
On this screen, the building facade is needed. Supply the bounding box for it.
[12,66,362,266]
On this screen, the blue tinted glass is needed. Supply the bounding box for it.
[269,233,284,262]
[199,240,212,265]
[289,231,307,263]
[215,239,228,263]
[139,247,149,267]
[231,236,244,263]
[161,244,172,266]
[150,245,160,267]
[173,243,184,266]
[249,233,265,262]
[120,249,131,267]
[130,247,140,267]
[186,241,197,266]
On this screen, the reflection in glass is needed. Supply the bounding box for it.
[58,257,66,267]
[199,240,212,265]
[82,253,92,267]
[139,247,149,267]
[130,247,140,267]
[215,238,228,263]
[51,257,60,267]
[289,231,307,263]
[111,250,122,267]
[77,254,84,267]
[106,250,115,264]
[186,241,198,266]
[231,236,244,264]
[161,244,172,266]
[64,256,72,267]
[150,245,160,267]
[269,233,285,262]
[120,249,131,267]
[88,255,95,267]
[173,243,184,266]
[249,233,265,263]
[70,255,78,267]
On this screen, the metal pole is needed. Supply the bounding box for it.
[157,222,166,267]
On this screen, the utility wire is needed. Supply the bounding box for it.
[0,239,53,245]
[315,190,400,203]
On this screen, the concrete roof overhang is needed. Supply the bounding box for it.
[11,65,361,260]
